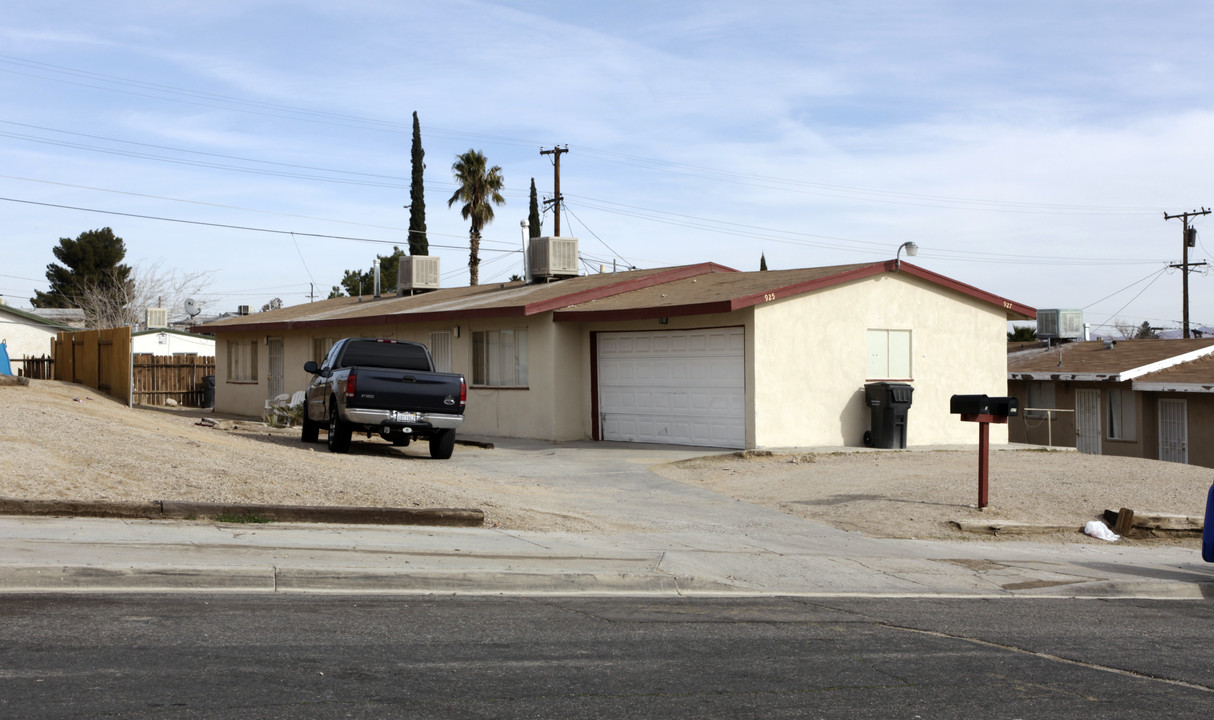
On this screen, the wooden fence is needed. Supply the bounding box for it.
[132,354,216,407]
[14,355,55,379]
[54,327,132,406]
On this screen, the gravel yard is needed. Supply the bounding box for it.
[3,380,1211,544]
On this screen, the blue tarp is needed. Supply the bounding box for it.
[1204,483,1214,562]
[0,341,11,375]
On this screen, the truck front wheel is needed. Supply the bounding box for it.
[429,429,455,459]
[328,404,352,453]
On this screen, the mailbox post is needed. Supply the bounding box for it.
[950,394,1019,509]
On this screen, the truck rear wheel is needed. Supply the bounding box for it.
[328,404,352,453]
[429,429,455,459]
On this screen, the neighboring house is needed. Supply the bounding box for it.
[131,328,215,356]
[1007,338,1214,467]
[0,303,79,368]
[195,260,1033,449]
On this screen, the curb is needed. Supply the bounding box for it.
[0,564,728,595]
[2,563,1208,599]
[0,498,484,527]
[950,520,1081,536]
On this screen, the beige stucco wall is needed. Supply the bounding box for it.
[0,310,59,361]
[753,273,1010,447]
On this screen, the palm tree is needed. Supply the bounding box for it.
[447,150,505,286]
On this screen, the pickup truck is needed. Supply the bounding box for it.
[302,338,466,458]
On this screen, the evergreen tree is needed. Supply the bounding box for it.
[448,149,505,286]
[337,246,406,296]
[32,227,133,308]
[760,253,768,271]
[1135,321,1158,339]
[528,178,542,238]
[408,111,428,255]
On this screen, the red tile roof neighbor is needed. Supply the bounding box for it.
[1008,338,1214,381]
[195,260,1033,334]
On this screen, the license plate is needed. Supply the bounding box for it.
[389,411,420,424]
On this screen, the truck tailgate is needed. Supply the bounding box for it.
[347,366,463,415]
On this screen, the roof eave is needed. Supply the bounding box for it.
[554,301,736,323]
[1009,372,1125,382]
[1132,381,1214,393]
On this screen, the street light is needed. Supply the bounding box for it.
[896,241,918,270]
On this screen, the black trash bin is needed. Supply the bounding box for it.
[864,382,914,449]
[201,375,216,409]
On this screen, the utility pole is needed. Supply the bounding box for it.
[1164,207,1211,338]
[540,145,568,236]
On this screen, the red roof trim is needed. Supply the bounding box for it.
[896,261,1036,319]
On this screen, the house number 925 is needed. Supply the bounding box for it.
[764,293,776,302]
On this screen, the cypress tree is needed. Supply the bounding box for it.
[408,111,428,255]
[528,178,542,238]
[760,253,768,271]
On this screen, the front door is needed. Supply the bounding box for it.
[267,337,284,399]
[1159,398,1188,464]
[1075,389,1101,454]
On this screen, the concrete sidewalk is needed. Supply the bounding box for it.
[2,437,1211,599]
[3,513,1211,598]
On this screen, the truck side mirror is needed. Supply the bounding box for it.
[304,361,319,374]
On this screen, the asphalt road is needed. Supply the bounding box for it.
[2,594,1212,718]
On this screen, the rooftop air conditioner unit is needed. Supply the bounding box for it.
[145,307,168,329]
[1037,309,1083,340]
[529,236,579,279]
[238,305,250,316]
[398,255,441,293]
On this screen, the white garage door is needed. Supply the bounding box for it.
[598,327,745,448]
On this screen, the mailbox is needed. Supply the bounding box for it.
[950,394,1018,418]
[988,396,1019,418]
[950,394,990,415]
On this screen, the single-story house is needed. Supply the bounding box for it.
[0,303,79,370]
[1007,338,1214,466]
[195,260,1033,449]
[131,328,215,356]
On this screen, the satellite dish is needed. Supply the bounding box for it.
[184,298,201,317]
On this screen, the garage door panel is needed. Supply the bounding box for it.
[599,328,745,448]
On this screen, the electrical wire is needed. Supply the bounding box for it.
[0,53,1168,217]
[0,174,478,240]
[562,203,634,269]
[1082,266,1171,310]
[0,196,522,252]
[1096,269,1169,328]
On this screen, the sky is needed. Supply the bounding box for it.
[3,0,1214,335]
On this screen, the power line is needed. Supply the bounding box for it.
[562,203,634,269]
[0,53,1167,217]
[0,174,475,240]
[1083,266,1171,310]
[0,196,522,252]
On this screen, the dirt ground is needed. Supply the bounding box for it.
[2,380,1211,544]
